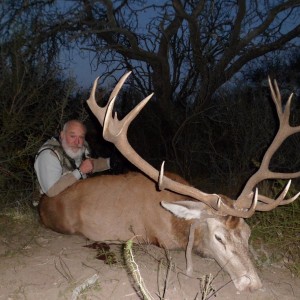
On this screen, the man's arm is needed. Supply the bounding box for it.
[34,150,82,197]
[92,157,110,173]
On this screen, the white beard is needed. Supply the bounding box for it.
[61,139,85,163]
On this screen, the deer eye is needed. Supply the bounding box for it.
[215,234,223,244]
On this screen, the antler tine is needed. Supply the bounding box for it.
[268,77,282,116]
[158,161,165,191]
[257,181,300,208]
[86,76,105,126]
[108,71,132,102]
[229,188,258,218]
[269,77,294,125]
[256,180,291,211]
[102,92,154,144]
[280,191,300,205]
[284,92,295,124]
[86,71,132,127]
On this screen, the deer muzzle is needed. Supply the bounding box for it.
[233,274,262,292]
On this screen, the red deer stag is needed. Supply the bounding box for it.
[39,72,300,292]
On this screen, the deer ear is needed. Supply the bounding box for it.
[161,200,208,220]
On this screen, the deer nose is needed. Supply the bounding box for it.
[234,275,262,292]
[249,277,263,292]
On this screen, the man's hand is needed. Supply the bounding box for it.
[79,159,94,175]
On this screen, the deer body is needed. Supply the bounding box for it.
[39,172,185,247]
[39,171,261,291]
[40,172,200,246]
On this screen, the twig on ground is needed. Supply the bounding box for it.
[55,255,73,282]
[124,238,155,300]
[71,273,99,300]
[157,249,174,300]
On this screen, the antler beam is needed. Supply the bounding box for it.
[236,77,300,210]
[87,72,259,218]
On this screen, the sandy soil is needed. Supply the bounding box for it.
[0,214,299,300]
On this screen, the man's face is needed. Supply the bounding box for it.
[60,121,86,159]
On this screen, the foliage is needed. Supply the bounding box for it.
[249,196,300,276]
[1,0,300,163]
[0,32,83,209]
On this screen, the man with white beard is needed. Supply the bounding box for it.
[34,120,110,200]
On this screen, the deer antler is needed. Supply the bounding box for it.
[87,71,132,127]
[87,72,259,218]
[235,77,300,210]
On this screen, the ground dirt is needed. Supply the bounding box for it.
[0,214,299,300]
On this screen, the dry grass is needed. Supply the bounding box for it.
[249,181,300,276]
